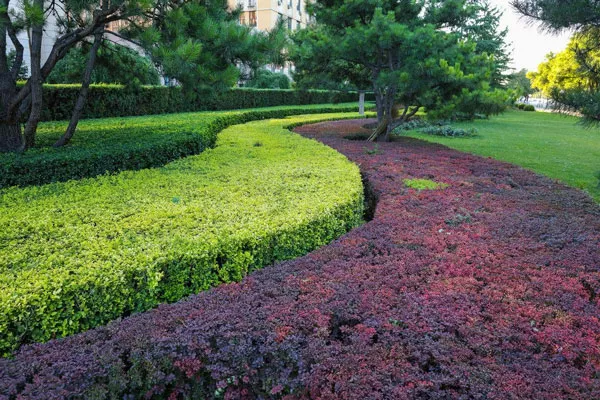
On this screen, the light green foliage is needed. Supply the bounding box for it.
[528,50,586,97]
[407,110,600,201]
[0,112,365,355]
[403,178,449,191]
[528,29,600,97]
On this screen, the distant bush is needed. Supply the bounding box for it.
[515,103,535,112]
[392,118,431,133]
[0,113,365,356]
[47,42,160,86]
[245,69,291,89]
[392,119,477,138]
[419,125,478,137]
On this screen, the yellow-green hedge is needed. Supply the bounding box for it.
[0,113,365,356]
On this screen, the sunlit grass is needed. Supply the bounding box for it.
[406,110,600,202]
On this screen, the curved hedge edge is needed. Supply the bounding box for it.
[283,112,377,131]
[0,105,361,189]
[0,113,365,357]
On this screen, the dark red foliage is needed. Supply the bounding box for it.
[1,119,599,399]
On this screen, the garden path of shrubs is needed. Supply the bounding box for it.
[2,119,600,399]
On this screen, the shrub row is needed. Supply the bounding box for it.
[2,119,598,398]
[0,104,362,188]
[515,102,536,111]
[0,113,365,356]
[36,84,372,121]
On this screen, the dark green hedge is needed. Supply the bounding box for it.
[37,84,371,121]
[0,104,362,188]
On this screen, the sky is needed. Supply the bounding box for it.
[488,0,571,72]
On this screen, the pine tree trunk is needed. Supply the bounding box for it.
[0,121,22,152]
[368,89,395,142]
[54,31,103,147]
[22,2,44,150]
[0,69,22,152]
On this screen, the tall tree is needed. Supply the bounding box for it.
[512,0,600,30]
[458,0,511,88]
[130,0,286,98]
[0,0,150,152]
[291,27,372,91]
[512,0,600,123]
[294,0,510,141]
[507,68,535,100]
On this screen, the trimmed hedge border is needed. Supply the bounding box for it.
[0,104,363,188]
[35,85,372,121]
[0,112,365,357]
[1,119,598,399]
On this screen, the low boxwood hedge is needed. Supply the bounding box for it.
[28,84,372,121]
[0,103,363,188]
[0,112,365,356]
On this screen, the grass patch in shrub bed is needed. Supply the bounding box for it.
[0,113,365,356]
[403,178,449,190]
[0,103,364,188]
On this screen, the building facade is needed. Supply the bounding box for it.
[228,0,310,32]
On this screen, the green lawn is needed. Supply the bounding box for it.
[406,110,600,202]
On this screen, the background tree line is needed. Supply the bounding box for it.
[0,0,522,152]
[513,0,600,124]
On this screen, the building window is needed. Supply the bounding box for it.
[248,0,256,8]
[287,17,292,30]
[249,11,257,27]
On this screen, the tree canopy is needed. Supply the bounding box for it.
[0,0,153,152]
[527,32,600,97]
[0,0,287,152]
[512,0,600,123]
[131,0,287,96]
[47,41,160,86]
[511,0,600,31]
[292,0,511,141]
[507,68,535,99]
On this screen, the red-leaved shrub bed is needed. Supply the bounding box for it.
[1,119,599,399]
